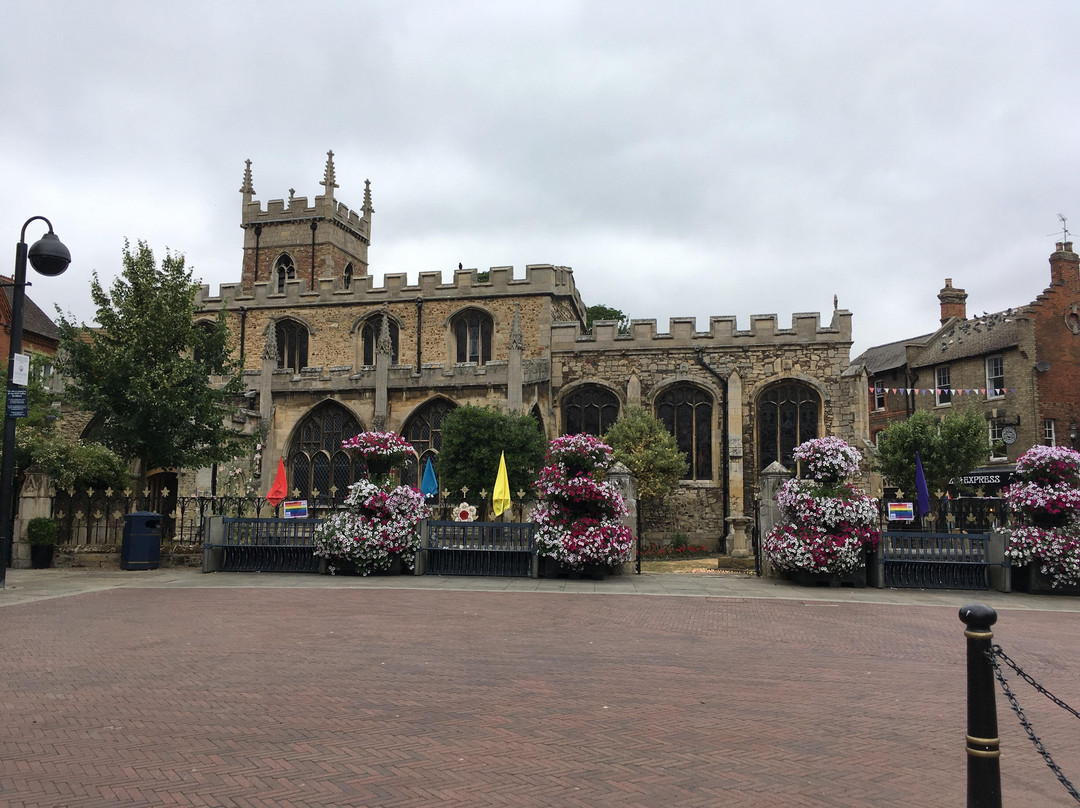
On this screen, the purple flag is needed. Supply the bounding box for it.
[915,452,931,517]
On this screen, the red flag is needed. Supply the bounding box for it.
[266,457,288,507]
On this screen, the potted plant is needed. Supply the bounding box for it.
[1004,445,1080,593]
[531,434,634,577]
[341,431,414,481]
[27,517,58,569]
[761,437,880,586]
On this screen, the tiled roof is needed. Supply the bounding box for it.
[852,334,932,374]
[0,277,59,342]
[909,310,1023,369]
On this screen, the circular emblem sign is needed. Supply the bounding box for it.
[1001,426,1018,445]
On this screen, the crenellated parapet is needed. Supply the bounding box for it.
[242,195,370,241]
[550,309,852,351]
[196,264,584,310]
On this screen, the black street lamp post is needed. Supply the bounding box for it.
[0,217,70,589]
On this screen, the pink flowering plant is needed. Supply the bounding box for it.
[544,434,614,480]
[313,478,429,575]
[1004,445,1080,588]
[341,431,414,465]
[762,437,880,575]
[530,435,633,569]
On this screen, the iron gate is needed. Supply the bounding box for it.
[424,521,536,577]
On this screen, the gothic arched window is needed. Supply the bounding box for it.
[343,262,353,290]
[286,402,364,504]
[360,315,399,365]
[758,382,820,471]
[276,318,308,371]
[562,385,620,437]
[274,253,296,293]
[656,383,714,481]
[452,309,493,365]
[401,398,457,488]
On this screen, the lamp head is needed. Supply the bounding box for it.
[27,232,71,277]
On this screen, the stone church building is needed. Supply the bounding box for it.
[193,153,869,547]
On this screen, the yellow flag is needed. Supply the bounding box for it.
[492,451,511,517]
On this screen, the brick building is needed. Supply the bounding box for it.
[854,242,1080,491]
[192,153,868,548]
[0,276,60,376]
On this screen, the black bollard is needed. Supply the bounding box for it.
[959,603,1001,808]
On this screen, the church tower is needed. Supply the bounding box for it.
[239,151,373,293]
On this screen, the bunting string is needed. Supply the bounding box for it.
[870,387,1015,397]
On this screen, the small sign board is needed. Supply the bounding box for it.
[12,353,29,387]
[5,388,27,418]
[887,502,915,521]
[283,500,308,519]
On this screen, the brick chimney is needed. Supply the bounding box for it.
[1050,242,1079,289]
[938,278,967,324]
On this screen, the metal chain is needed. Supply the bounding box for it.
[986,646,1080,803]
[992,645,1080,721]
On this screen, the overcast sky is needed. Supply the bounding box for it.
[3,1,1078,358]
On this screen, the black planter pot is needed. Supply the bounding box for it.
[1011,563,1080,595]
[790,565,867,588]
[30,544,54,569]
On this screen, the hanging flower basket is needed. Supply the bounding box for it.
[762,437,879,579]
[1004,446,1080,590]
[313,479,429,575]
[341,431,414,474]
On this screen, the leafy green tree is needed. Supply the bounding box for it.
[873,409,989,495]
[603,406,687,504]
[55,240,248,485]
[585,304,629,335]
[436,405,547,501]
[12,353,130,492]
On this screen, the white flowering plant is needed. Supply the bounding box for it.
[762,437,879,575]
[313,479,429,575]
[1004,445,1080,588]
[793,436,863,482]
[341,431,414,466]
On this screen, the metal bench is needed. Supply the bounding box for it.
[878,532,1001,590]
[419,521,537,578]
[202,516,322,573]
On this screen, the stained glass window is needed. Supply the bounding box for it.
[758,383,820,470]
[655,384,713,480]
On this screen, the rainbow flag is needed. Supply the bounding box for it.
[283,500,308,519]
[888,502,914,521]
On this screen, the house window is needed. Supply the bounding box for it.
[758,383,820,470]
[655,383,714,481]
[562,385,620,437]
[452,310,493,365]
[274,253,296,293]
[1044,419,1056,447]
[276,319,308,371]
[360,315,399,365]
[989,418,1007,460]
[873,387,886,411]
[986,356,1005,399]
[935,366,952,406]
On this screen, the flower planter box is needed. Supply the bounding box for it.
[30,544,54,569]
[1011,564,1080,596]
[539,556,607,580]
[790,566,867,588]
[319,555,407,576]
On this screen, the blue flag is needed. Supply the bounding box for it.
[915,452,931,517]
[420,457,439,500]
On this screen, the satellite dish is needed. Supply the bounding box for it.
[1035,361,1051,372]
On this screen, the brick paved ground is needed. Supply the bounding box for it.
[1,588,1078,807]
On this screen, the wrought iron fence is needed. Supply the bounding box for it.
[50,489,537,546]
[880,495,1008,533]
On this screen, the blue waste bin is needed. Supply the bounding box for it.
[121,511,161,570]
